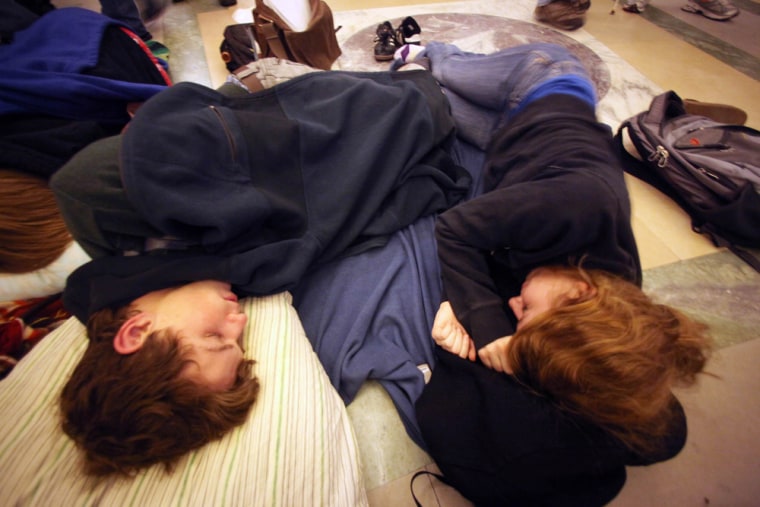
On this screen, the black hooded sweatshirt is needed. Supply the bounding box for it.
[417,95,683,507]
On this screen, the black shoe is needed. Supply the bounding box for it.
[374,21,396,61]
[395,16,421,46]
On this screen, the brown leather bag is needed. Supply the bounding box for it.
[252,0,341,70]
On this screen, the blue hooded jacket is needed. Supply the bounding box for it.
[0,7,167,122]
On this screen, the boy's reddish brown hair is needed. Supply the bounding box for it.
[60,305,259,476]
[508,266,711,456]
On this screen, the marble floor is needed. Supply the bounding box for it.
[55,0,760,504]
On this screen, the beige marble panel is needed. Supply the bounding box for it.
[625,175,720,261]
[629,216,681,269]
[347,381,432,491]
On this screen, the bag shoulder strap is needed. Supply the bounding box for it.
[700,225,760,272]
[410,470,454,507]
[258,17,292,59]
[252,0,294,60]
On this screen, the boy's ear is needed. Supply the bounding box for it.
[113,313,153,355]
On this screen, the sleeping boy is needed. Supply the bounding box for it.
[51,63,470,475]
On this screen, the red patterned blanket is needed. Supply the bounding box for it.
[0,295,70,379]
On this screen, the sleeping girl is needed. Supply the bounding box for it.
[405,42,712,506]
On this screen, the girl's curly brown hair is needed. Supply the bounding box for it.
[507,266,711,457]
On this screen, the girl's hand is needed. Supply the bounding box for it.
[478,335,514,374]
[431,301,476,361]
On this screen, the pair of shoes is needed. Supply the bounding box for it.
[683,98,747,124]
[681,0,739,20]
[373,16,422,62]
[534,0,590,30]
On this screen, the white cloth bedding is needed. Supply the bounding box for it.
[0,292,367,506]
[0,241,90,301]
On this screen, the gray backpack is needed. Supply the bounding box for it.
[616,91,760,270]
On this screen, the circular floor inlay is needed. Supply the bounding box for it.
[339,13,610,99]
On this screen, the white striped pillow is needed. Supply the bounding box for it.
[0,292,367,506]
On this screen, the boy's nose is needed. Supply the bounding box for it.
[223,312,247,338]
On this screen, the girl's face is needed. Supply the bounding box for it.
[150,281,247,391]
[508,270,587,330]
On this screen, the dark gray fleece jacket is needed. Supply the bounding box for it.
[53,70,471,322]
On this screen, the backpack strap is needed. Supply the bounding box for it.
[409,470,453,507]
[700,225,760,272]
[728,244,760,272]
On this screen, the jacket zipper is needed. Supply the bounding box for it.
[209,105,237,162]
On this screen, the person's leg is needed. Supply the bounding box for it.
[99,0,151,41]
[419,42,592,148]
